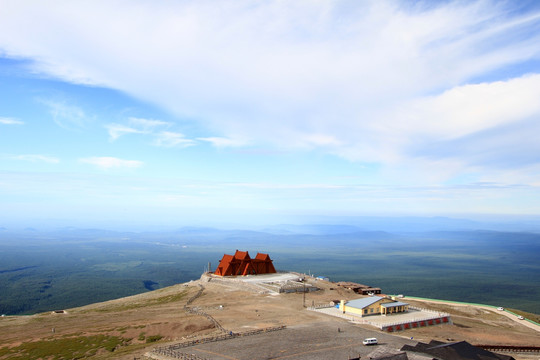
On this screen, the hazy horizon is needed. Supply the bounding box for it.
[3,213,540,233]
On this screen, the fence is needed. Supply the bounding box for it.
[382,316,452,332]
[183,284,228,334]
[150,326,286,359]
[308,304,335,310]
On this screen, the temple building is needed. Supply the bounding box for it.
[214,250,277,276]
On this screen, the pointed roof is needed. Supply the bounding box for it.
[255,252,271,260]
[234,250,251,260]
[214,250,276,276]
[220,254,235,262]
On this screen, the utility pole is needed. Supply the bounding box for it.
[303,276,306,307]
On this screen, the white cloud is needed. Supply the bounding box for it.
[400,74,540,141]
[1,0,539,172]
[105,123,144,141]
[128,117,170,129]
[8,154,59,163]
[197,136,247,148]
[39,99,87,130]
[79,156,143,169]
[327,73,540,164]
[0,117,24,125]
[106,117,172,141]
[154,131,195,148]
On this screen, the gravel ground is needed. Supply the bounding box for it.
[172,320,416,360]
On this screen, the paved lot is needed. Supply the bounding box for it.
[314,307,448,328]
[175,320,416,360]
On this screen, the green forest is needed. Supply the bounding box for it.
[1,228,539,315]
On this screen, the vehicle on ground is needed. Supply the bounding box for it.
[497,307,504,311]
[363,338,378,346]
[517,315,524,320]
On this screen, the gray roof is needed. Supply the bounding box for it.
[401,340,515,360]
[381,301,409,308]
[345,296,384,309]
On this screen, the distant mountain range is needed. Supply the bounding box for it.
[3,215,540,235]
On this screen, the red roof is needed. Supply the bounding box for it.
[255,253,270,260]
[234,250,251,260]
[214,250,276,276]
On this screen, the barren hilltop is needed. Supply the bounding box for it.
[1,273,538,360]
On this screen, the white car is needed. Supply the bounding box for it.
[517,316,524,320]
[497,307,504,311]
[363,338,378,346]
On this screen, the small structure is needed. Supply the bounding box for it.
[336,281,382,295]
[214,250,276,276]
[339,296,408,317]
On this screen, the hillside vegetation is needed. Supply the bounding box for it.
[1,228,539,315]
[0,276,538,359]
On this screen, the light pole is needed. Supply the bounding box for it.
[303,275,306,308]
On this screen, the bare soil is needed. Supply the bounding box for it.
[0,275,538,360]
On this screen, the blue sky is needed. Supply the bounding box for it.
[1,0,540,229]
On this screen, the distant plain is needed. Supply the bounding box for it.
[1,223,539,315]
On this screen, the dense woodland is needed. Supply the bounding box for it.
[1,227,539,315]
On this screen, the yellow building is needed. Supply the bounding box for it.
[339,296,409,317]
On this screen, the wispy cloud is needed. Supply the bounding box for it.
[106,117,194,147]
[128,117,170,130]
[105,123,145,141]
[0,117,24,125]
[40,99,87,130]
[8,154,59,163]
[197,137,246,148]
[106,117,170,140]
[79,156,143,169]
[154,131,195,148]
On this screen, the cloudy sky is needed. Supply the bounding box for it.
[1,0,540,228]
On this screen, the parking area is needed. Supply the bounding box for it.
[166,320,415,360]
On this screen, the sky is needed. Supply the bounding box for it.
[1,0,540,229]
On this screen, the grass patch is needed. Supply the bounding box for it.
[145,335,163,343]
[153,290,190,304]
[507,309,540,324]
[0,335,129,359]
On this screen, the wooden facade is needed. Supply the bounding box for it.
[214,250,277,276]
